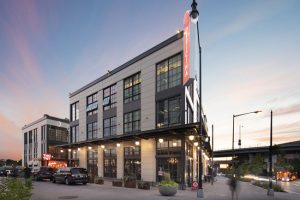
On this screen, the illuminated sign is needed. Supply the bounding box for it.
[86,102,98,112]
[103,97,110,106]
[43,154,51,161]
[183,11,190,85]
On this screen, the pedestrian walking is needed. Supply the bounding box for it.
[228,176,239,200]
[24,165,31,179]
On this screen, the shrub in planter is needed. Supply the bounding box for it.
[158,173,178,196]
[94,177,104,184]
[112,179,123,187]
[137,180,150,190]
[124,176,136,188]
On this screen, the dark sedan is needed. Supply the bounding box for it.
[52,167,88,185]
[33,167,55,181]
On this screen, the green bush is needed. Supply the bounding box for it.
[252,180,284,192]
[159,173,178,187]
[0,178,32,200]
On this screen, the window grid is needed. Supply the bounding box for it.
[87,122,98,140]
[87,93,98,116]
[124,73,141,103]
[103,84,117,110]
[157,54,182,92]
[124,110,141,134]
[103,116,117,137]
[71,125,79,143]
[71,102,79,121]
[157,96,181,128]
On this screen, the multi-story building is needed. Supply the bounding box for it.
[22,114,69,169]
[64,27,211,188]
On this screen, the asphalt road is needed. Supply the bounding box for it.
[31,176,300,200]
[279,180,300,194]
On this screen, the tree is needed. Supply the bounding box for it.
[249,154,266,175]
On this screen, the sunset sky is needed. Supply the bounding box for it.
[0,0,299,160]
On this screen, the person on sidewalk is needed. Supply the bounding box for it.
[228,175,239,200]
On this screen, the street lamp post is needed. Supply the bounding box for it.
[189,0,203,198]
[232,111,261,174]
[268,110,274,196]
[238,125,243,148]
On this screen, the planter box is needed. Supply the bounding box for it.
[112,180,123,187]
[124,180,136,188]
[159,186,177,196]
[95,178,104,184]
[137,182,150,190]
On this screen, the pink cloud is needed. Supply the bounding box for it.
[0,112,22,160]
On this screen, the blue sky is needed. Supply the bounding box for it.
[0,0,299,159]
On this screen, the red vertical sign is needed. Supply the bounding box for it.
[183,11,190,85]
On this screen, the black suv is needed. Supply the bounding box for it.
[33,167,55,181]
[52,167,88,185]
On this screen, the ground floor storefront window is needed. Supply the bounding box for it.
[156,138,182,183]
[124,146,141,180]
[104,148,117,178]
[87,148,98,179]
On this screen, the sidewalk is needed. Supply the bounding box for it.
[31,176,300,200]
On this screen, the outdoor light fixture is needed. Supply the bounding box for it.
[60,149,64,153]
[194,142,199,147]
[88,146,92,150]
[158,138,164,143]
[101,145,105,149]
[173,142,177,147]
[189,135,195,141]
[190,0,199,24]
[176,29,181,34]
[77,148,81,151]
[197,146,200,150]
[116,143,121,147]
[135,141,140,146]
[68,149,71,152]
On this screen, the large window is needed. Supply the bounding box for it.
[104,148,117,178]
[157,54,182,92]
[103,84,117,110]
[87,93,98,116]
[87,122,98,140]
[124,146,141,180]
[87,148,98,179]
[48,126,68,142]
[156,139,182,182]
[24,132,27,144]
[103,117,117,137]
[124,110,141,134]
[71,125,79,143]
[71,102,79,121]
[124,73,141,103]
[157,96,181,128]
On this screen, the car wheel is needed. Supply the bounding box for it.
[65,177,71,185]
[83,182,87,185]
[52,177,56,183]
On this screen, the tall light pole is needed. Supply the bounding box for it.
[268,110,274,196]
[232,111,261,174]
[238,125,243,148]
[189,0,203,198]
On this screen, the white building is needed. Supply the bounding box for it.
[22,114,69,169]
[63,29,211,188]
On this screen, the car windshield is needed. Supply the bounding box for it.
[71,168,87,174]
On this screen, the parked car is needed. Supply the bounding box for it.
[5,169,13,176]
[52,167,88,185]
[0,169,7,177]
[33,167,55,181]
